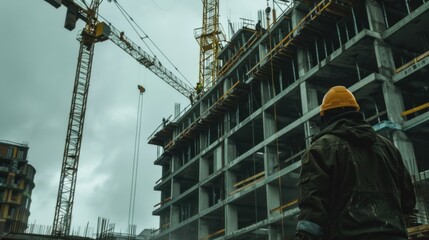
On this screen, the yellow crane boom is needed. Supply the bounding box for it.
[105,22,194,97]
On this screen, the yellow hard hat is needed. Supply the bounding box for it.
[320,86,360,116]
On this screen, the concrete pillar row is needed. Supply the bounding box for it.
[366,0,425,223]
[365,0,418,170]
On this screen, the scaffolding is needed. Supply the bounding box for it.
[248,0,356,78]
[159,81,249,153]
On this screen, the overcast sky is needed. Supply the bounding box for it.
[0,0,272,236]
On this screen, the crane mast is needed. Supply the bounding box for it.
[52,0,101,236]
[194,0,223,90]
[44,0,193,236]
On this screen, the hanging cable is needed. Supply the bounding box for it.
[111,0,193,87]
[250,83,259,225]
[264,0,286,237]
[111,1,156,57]
[127,85,146,235]
[79,0,89,9]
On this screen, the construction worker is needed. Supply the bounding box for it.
[196,82,203,99]
[295,86,416,240]
[255,20,262,32]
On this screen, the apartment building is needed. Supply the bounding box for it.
[0,140,36,234]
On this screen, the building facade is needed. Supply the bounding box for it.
[0,140,36,234]
[149,0,429,239]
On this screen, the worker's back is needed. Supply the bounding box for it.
[309,114,415,239]
[296,86,416,240]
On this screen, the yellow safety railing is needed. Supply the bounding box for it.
[270,199,298,213]
[218,31,262,77]
[155,169,171,184]
[164,81,245,152]
[247,0,353,76]
[152,222,170,233]
[401,102,429,117]
[395,50,429,74]
[200,229,225,240]
[408,224,429,238]
[230,171,265,195]
[154,196,172,208]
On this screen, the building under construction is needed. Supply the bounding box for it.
[148,0,429,239]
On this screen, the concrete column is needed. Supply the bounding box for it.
[259,41,269,66]
[224,106,231,132]
[297,48,310,77]
[225,204,238,234]
[374,39,396,77]
[292,8,310,77]
[377,49,418,176]
[366,0,387,33]
[263,111,276,138]
[198,219,210,240]
[200,130,207,151]
[200,156,209,181]
[172,156,179,173]
[268,225,282,240]
[263,110,278,175]
[214,146,223,171]
[392,131,418,175]
[367,0,406,124]
[225,138,237,164]
[392,131,428,224]
[260,76,273,104]
[171,205,180,227]
[266,184,281,217]
[265,146,278,176]
[199,187,209,212]
[300,83,318,113]
[382,81,405,123]
[300,82,319,147]
[367,0,395,77]
[172,180,181,198]
[225,170,237,194]
[366,0,424,222]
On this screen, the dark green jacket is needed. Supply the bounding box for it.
[297,112,416,240]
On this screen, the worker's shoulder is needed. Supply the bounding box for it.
[373,133,401,156]
[374,133,396,148]
[311,133,345,148]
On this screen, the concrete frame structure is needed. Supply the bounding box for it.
[0,141,36,235]
[149,0,429,239]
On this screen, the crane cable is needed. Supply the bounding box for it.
[111,0,194,87]
[127,85,145,235]
[266,0,286,237]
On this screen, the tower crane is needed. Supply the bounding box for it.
[44,0,194,236]
[194,0,224,91]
